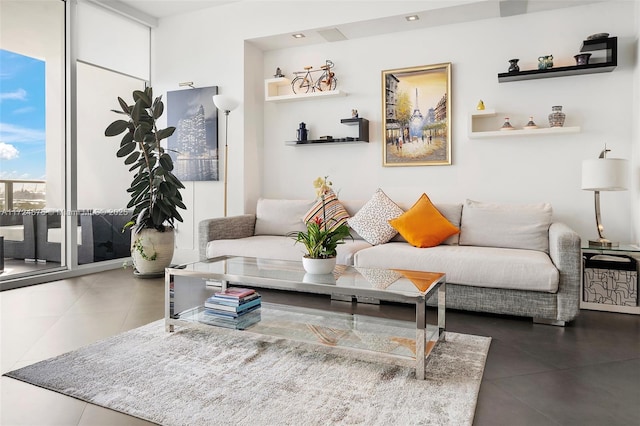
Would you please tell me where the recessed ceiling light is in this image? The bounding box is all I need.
[292,33,305,39]
[405,15,420,21]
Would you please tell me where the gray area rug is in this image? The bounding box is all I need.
[5,320,490,426]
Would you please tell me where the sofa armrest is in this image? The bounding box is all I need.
[198,214,256,260]
[549,222,582,322]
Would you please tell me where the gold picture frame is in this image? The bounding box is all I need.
[382,63,451,166]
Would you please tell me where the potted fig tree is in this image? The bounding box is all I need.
[104,87,186,275]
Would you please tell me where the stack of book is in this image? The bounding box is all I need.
[201,287,261,329]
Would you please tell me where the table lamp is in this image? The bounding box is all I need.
[212,94,240,217]
[581,145,628,248]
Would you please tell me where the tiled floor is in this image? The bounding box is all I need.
[1,269,639,425]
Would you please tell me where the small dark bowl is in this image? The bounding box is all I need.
[574,53,592,65]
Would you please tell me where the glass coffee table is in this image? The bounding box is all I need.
[165,256,446,379]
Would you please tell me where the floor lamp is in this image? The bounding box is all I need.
[212,94,239,217]
[581,145,628,248]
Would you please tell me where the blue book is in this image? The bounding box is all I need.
[205,296,261,312]
[203,302,261,318]
[206,292,260,307]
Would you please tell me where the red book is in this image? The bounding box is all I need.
[215,287,255,299]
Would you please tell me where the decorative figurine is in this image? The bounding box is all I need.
[524,116,538,129]
[500,117,515,131]
[538,55,553,70]
[476,100,485,110]
[351,109,359,118]
[508,59,520,73]
[274,67,284,78]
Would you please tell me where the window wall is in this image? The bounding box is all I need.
[0,0,65,282]
[1,0,153,289]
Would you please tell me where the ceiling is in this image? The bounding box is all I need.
[98,0,604,51]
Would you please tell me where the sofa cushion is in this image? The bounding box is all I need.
[254,199,315,236]
[354,243,559,293]
[302,190,350,230]
[206,235,372,266]
[459,199,552,253]
[347,189,404,245]
[389,193,459,248]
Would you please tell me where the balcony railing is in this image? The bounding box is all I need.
[0,179,46,211]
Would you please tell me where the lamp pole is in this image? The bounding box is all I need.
[212,94,239,218]
[223,109,230,217]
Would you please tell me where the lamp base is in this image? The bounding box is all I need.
[588,238,619,248]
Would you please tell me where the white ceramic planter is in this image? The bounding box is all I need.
[131,228,175,275]
[302,256,336,275]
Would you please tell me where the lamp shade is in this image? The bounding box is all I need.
[212,94,239,112]
[581,158,628,191]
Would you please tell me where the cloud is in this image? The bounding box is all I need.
[0,122,45,144]
[0,142,19,160]
[0,88,27,101]
[12,106,35,115]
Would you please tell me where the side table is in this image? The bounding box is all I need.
[581,243,640,315]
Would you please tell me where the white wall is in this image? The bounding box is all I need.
[154,0,638,263]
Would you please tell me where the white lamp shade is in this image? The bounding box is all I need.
[212,94,239,112]
[581,158,628,191]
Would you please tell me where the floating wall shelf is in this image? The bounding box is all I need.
[498,37,617,83]
[265,77,347,102]
[468,109,580,138]
[286,118,369,146]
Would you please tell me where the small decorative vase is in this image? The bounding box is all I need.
[574,53,591,65]
[500,117,515,131]
[302,256,336,274]
[508,59,520,73]
[548,106,566,127]
[524,116,538,129]
[297,122,308,141]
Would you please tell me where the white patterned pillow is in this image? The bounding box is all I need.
[347,189,404,245]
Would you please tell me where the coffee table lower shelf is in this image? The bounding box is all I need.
[166,302,444,378]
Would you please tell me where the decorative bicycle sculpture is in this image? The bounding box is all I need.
[291,60,337,94]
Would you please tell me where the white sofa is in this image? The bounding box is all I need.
[199,196,582,325]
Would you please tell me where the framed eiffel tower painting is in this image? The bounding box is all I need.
[382,63,451,166]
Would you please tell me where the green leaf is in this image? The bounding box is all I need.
[124,151,140,165]
[152,101,164,119]
[159,153,174,171]
[156,127,175,141]
[134,123,152,142]
[117,97,131,115]
[133,90,152,108]
[120,131,134,146]
[105,120,129,137]
[117,142,136,158]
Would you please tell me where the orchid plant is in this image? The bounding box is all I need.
[289,176,352,259]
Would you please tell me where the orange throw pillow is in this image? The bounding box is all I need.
[389,194,459,248]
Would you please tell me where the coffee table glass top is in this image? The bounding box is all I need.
[172,256,445,302]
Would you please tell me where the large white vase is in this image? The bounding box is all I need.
[302,256,336,275]
[131,228,175,275]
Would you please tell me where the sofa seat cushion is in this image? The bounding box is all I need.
[206,235,372,266]
[354,243,559,293]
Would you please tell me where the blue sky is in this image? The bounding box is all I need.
[0,48,46,180]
